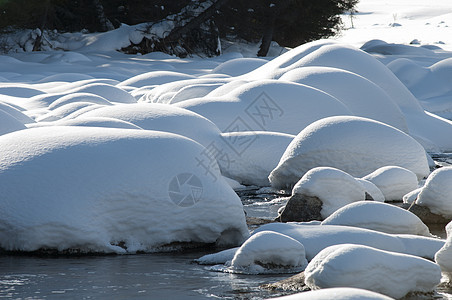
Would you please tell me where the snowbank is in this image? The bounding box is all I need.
[0,126,248,253]
[435,221,452,281]
[362,166,419,201]
[253,223,444,261]
[229,231,308,274]
[321,201,431,236]
[291,167,366,218]
[304,244,441,299]
[416,167,452,219]
[270,287,394,300]
[269,116,430,189]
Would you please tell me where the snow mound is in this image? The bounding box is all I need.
[176,80,352,134]
[0,126,248,253]
[279,66,408,132]
[0,102,35,124]
[270,287,394,300]
[362,166,420,201]
[321,201,431,236]
[48,93,113,110]
[291,167,366,218]
[139,78,229,104]
[416,166,452,218]
[253,223,444,261]
[0,109,27,135]
[355,179,385,202]
[35,102,104,122]
[229,231,308,274]
[118,71,194,88]
[32,117,143,130]
[269,116,430,189]
[284,43,424,114]
[214,131,295,186]
[212,57,268,76]
[0,86,45,98]
[435,221,452,281]
[79,103,221,148]
[195,247,239,265]
[304,244,441,299]
[167,83,225,104]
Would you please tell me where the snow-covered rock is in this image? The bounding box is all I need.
[355,178,385,202]
[214,131,295,186]
[279,66,408,132]
[212,57,268,77]
[416,167,452,219]
[304,244,442,299]
[269,116,430,189]
[229,231,308,274]
[30,117,143,130]
[118,70,194,88]
[253,223,444,261]
[195,247,239,265]
[0,126,248,253]
[79,103,221,148]
[435,221,452,281]
[269,287,394,300]
[362,166,420,201]
[321,201,431,236]
[290,167,366,219]
[176,80,352,134]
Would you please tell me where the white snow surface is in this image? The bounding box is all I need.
[79,103,221,148]
[0,109,27,136]
[214,131,295,186]
[416,166,452,218]
[229,231,308,274]
[269,287,394,300]
[269,116,430,189]
[176,80,352,135]
[435,221,452,281]
[2,0,452,259]
[321,201,431,236]
[0,126,249,253]
[304,244,442,299]
[355,178,385,202]
[362,166,420,201]
[291,167,366,219]
[253,223,444,261]
[279,66,408,132]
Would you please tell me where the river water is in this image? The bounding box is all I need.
[1,185,451,299]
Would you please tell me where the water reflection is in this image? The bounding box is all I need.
[0,253,291,299]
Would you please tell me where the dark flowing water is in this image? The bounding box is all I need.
[1,184,451,299]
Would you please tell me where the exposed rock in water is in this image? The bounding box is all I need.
[401,203,450,225]
[276,194,323,222]
[262,271,310,292]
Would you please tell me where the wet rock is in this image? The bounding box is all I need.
[262,271,310,292]
[277,194,323,222]
[401,203,450,224]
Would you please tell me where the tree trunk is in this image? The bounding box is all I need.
[92,0,114,32]
[32,1,49,51]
